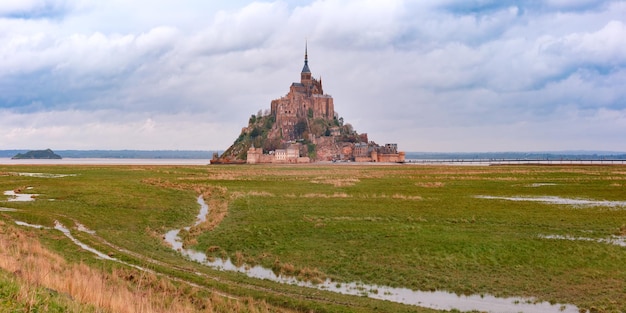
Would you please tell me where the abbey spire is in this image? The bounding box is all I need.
[302,41,311,73]
[300,41,312,86]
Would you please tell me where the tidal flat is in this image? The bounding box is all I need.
[1,164,625,312]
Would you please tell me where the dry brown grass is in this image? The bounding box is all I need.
[391,194,423,200]
[12,186,28,193]
[310,176,360,187]
[301,192,351,198]
[304,215,390,224]
[234,251,245,267]
[415,182,445,188]
[360,193,422,200]
[231,191,275,198]
[0,222,290,313]
[272,259,325,284]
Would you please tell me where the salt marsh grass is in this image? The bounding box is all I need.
[2,163,626,312]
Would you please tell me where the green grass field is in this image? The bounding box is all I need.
[1,164,625,312]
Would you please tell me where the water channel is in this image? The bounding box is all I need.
[3,187,584,312]
[164,196,581,313]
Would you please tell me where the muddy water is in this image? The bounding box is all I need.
[164,196,580,313]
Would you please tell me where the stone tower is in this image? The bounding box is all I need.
[270,43,335,141]
[301,42,312,86]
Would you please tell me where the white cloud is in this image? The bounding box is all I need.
[0,0,625,152]
[564,20,626,62]
[0,109,238,150]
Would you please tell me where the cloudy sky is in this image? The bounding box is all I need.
[1,0,625,152]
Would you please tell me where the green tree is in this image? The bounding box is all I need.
[264,115,275,129]
[294,120,307,138]
[250,127,261,138]
[307,143,317,159]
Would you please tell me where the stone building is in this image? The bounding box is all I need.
[270,43,335,141]
[246,145,309,164]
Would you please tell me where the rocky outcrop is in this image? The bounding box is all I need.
[12,149,62,159]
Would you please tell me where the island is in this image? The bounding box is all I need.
[12,149,62,159]
[212,44,405,164]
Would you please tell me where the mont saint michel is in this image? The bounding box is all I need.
[213,45,405,164]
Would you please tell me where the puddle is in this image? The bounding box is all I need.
[15,172,77,178]
[527,183,557,187]
[540,234,626,247]
[15,220,50,229]
[476,195,626,208]
[164,196,580,313]
[4,190,39,202]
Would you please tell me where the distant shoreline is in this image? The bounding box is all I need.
[2,157,626,166]
[0,158,211,165]
[0,150,218,159]
[405,159,626,165]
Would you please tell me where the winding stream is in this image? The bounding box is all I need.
[4,189,583,312]
[164,196,580,313]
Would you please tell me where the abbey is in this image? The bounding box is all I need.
[270,44,335,140]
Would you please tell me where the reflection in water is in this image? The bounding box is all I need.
[541,234,626,247]
[476,195,626,208]
[526,183,557,187]
[15,220,49,229]
[4,190,38,202]
[164,196,580,313]
[15,172,77,178]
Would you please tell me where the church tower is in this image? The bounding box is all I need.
[300,42,312,87]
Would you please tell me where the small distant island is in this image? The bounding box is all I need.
[12,149,62,159]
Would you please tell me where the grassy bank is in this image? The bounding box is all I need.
[1,164,625,312]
